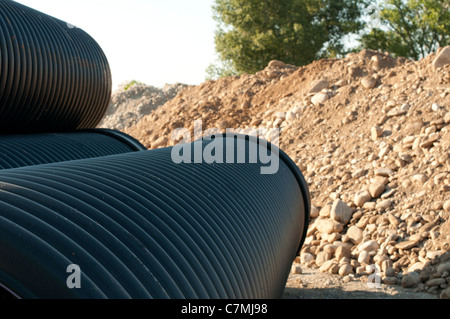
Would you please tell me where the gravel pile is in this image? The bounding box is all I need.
[122,48,450,298]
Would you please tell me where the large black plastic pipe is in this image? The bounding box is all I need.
[0,129,146,170]
[0,0,112,133]
[0,134,310,299]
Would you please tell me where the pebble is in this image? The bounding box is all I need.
[315,218,344,234]
[433,45,450,70]
[330,199,354,225]
[346,226,364,244]
[291,264,303,274]
[354,190,372,207]
[339,264,354,276]
[361,76,377,89]
[369,178,387,199]
[311,92,330,106]
[309,79,329,94]
[402,271,421,288]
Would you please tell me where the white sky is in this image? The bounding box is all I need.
[14,0,217,90]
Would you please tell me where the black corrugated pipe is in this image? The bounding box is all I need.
[0,0,112,134]
[0,134,310,299]
[0,129,146,170]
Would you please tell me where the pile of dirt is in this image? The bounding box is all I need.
[101,48,450,298]
[98,82,189,131]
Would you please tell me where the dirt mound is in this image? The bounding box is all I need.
[98,82,190,131]
[120,48,450,298]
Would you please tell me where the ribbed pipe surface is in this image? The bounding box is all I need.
[0,134,310,299]
[0,0,112,133]
[0,129,146,170]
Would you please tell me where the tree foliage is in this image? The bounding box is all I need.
[360,0,450,60]
[209,0,368,77]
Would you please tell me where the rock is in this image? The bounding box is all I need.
[311,92,330,106]
[369,178,388,199]
[383,277,398,285]
[335,245,351,260]
[316,251,332,267]
[309,79,329,94]
[354,190,372,208]
[268,60,286,68]
[319,205,332,218]
[361,76,377,89]
[315,218,344,234]
[426,278,446,287]
[347,226,364,244]
[358,250,371,264]
[433,46,450,70]
[437,262,450,276]
[402,271,421,288]
[291,264,303,274]
[388,214,401,226]
[319,260,336,273]
[330,199,354,225]
[375,168,393,177]
[444,200,450,213]
[371,125,383,140]
[300,252,315,264]
[441,287,450,299]
[310,205,320,218]
[376,199,392,210]
[396,240,420,250]
[358,240,379,253]
[152,136,169,149]
[338,264,354,277]
[286,111,297,123]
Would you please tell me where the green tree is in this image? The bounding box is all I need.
[360,0,450,60]
[208,0,368,78]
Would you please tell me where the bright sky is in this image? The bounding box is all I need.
[14,0,217,90]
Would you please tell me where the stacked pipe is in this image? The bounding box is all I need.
[0,0,311,299]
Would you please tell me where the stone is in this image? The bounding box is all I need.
[375,168,393,177]
[339,264,354,277]
[291,264,303,274]
[319,205,332,218]
[426,278,446,287]
[437,262,450,276]
[371,125,383,140]
[286,111,297,123]
[396,240,420,250]
[319,260,336,273]
[369,179,387,199]
[316,251,332,267]
[441,287,450,299]
[383,277,398,285]
[358,240,380,253]
[268,60,286,68]
[444,200,450,213]
[300,252,315,264]
[335,245,351,260]
[347,226,364,244]
[402,271,421,288]
[358,250,371,264]
[309,79,329,94]
[152,136,169,149]
[311,92,330,106]
[315,219,344,234]
[433,46,450,70]
[310,205,320,218]
[361,76,377,89]
[330,199,354,225]
[354,190,372,208]
[388,214,400,226]
[376,199,392,210]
